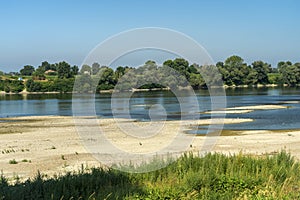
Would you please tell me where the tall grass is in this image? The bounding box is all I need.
[0,151,299,199]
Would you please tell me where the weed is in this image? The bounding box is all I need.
[8,159,18,164]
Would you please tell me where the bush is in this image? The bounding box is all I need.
[8,159,18,164]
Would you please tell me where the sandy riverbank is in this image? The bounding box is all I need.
[204,104,288,114]
[0,115,299,181]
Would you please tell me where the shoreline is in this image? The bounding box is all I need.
[0,84,298,95]
[0,115,300,181]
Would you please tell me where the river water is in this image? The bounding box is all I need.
[0,87,299,130]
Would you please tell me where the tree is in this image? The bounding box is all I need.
[189,73,205,89]
[188,64,200,74]
[20,65,35,76]
[4,79,24,93]
[32,69,46,80]
[220,55,249,85]
[80,64,91,75]
[26,79,42,92]
[71,65,79,76]
[252,61,271,84]
[97,67,115,90]
[163,58,190,79]
[57,61,72,79]
[36,61,51,74]
[92,63,100,75]
[114,66,126,81]
[278,61,300,86]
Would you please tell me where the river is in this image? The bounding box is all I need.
[0,87,299,131]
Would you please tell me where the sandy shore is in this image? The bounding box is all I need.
[0,115,299,181]
[204,104,288,114]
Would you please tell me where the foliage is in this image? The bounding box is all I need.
[278,61,300,86]
[0,79,24,93]
[57,61,73,79]
[20,65,35,76]
[3,57,300,94]
[80,64,91,75]
[92,62,100,75]
[252,61,271,84]
[0,151,299,199]
[26,79,42,92]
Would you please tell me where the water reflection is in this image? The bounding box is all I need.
[0,88,300,130]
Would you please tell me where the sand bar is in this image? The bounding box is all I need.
[0,115,299,181]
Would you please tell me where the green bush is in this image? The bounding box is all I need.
[8,159,18,164]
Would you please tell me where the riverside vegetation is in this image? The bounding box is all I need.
[1,56,300,93]
[0,151,299,199]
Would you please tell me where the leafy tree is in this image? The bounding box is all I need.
[220,55,250,85]
[114,66,126,81]
[252,61,271,84]
[53,78,74,92]
[3,79,24,93]
[32,70,46,80]
[71,65,79,76]
[80,64,91,75]
[188,64,200,74]
[278,62,300,86]
[36,61,51,74]
[20,65,35,76]
[189,73,205,89]
[163,58,190,79]
[77,74,93,93]
[26,79,42,92]
[97,67,115,90]
[57,61,72,79]
[92,63,100,75]
[268,73,282,84]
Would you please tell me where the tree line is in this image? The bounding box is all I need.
[0,55,300,93]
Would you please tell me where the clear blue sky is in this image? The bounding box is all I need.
[0,0,299,72]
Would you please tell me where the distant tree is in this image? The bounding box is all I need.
[220,55,249,85]
[188,64,200,74]
[4,79,24,93]
[53,78,74,92]
[26,79,42,92]
[73,74,93,93]
[20,65,35,76]
[278,61,300,86]
[163,58,190,78]
[32,69,46,80]
[97,67,115,90]
[80,65,91,75]
[252,61,271,84]
[71,65,79,76]
[57,61,72,79]
[189,73,205,89]
[114,66,126,81]
[36,61,51,74]
[216,61,224,68]
[92,63,100,75]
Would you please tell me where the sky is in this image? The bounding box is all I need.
[0,0,299,72]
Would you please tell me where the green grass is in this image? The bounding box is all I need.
[1,151,300,199]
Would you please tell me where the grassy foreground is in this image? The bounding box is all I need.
[0,151,299,199]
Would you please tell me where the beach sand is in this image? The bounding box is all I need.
[0,115,299,181]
